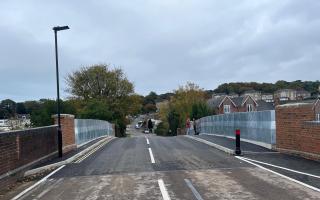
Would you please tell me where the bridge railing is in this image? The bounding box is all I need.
[197,110,276,148]
[75,119,113,146]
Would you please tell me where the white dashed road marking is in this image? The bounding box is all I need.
[184,179,204,200]
[148,148,155,164]
[158,179,171,200]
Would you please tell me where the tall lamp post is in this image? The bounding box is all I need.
[53,25,69,158]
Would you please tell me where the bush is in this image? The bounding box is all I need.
[167,109,180,136]
[190,101,213,120]
[155,122,169,136]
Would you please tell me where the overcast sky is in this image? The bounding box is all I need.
[1,0,320,102]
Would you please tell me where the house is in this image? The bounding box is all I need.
[274,89,297,101]
[296,89,311,100]
[209,95,258,114]
[208,94,275,114]
[0,119,10,132]
[256,100,275,111]
[241,90,262,101]
[261,93,274,103]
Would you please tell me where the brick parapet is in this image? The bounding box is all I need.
[276,102,320,161]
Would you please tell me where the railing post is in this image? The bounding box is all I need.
[235,129,241,155]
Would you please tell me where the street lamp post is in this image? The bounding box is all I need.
[53,25,69,158]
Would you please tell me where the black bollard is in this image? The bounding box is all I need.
[235,129,241,155]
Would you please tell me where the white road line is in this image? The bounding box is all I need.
[236,156,320,193]
[35,178,64,199]
[242,157,320,179]
[158,179,171,200]
[148,148,155,164]
[146,138,150,145]
[12,165,65,200]
[184,179,204,200]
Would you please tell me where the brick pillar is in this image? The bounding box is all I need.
[53,114,76,154]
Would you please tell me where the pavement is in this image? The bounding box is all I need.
[194,134,275,153]
[5,127,320,200]
[187,133,320,189]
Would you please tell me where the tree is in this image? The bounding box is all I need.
[24,101,41,114]
[78,99,112,121]
[30,99,56,126]
[142,91,158,114]
[0,99,16,118]
[29,99,77,127]
[144,91,158,105]
[157,82,208,135]
[190,101,212,120]
[142,103,157,113]
[66,64,134,102]
[126,94,143,116]
[167,109,180,135]
[66,64,136,137]
[16,103,27,114]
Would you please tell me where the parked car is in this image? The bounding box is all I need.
[135,121,143,129]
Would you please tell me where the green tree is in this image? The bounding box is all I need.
[66,64,134,101]
[157,82,208,135]
[30,99,56,126]
[66,64,136,137]
[16,103,27,114]
[0,99,16,118]
[190,101,212,120]
[167,109,180,135]
[78,99,112,121]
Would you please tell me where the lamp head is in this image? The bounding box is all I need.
[53,26,70,32]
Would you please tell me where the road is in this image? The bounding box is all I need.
[16,128,319,199]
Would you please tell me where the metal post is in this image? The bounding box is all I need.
[235,129,241,155]
[54,30,63,158]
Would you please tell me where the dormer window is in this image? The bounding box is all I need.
[224,105,230,113]
[247,104,253,112]
[316,113,320,122]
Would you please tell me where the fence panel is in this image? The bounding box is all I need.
[198,110,276,145]
[75,119,113,145]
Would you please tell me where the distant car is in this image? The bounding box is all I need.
[135,121,143,129]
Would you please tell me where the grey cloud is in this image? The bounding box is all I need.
[0,0,320,101]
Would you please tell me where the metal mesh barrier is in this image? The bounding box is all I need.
[75,119,113,145]
[197,110,276,145]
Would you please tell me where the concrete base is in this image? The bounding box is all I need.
[275,148,320,161]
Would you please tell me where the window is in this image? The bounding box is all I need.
[224,105,230,113]
[316,113,320,122]
[247,104,253,112]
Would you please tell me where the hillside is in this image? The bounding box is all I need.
[212,80,320,95]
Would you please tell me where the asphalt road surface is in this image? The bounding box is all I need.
[17,128,320,199]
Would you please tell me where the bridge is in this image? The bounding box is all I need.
[2,116,319,200]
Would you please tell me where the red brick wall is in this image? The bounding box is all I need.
[53,114,76,153]
[0,126,58,176]
[276,103,320,160]
[0,126,58,191]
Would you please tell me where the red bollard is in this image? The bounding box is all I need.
[235,129,241,155]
